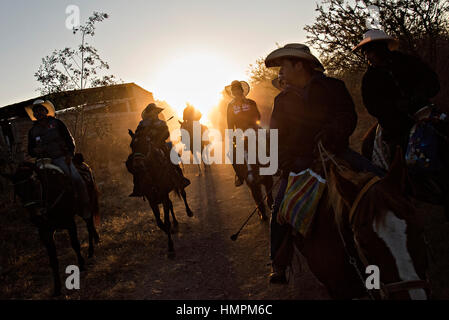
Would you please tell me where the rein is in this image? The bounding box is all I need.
[348,176,381,225]
[317,142,429,299]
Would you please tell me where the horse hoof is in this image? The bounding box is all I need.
[52,290,62,297]
[186,210,194,218]
[168,250,175,259]
[269,272,288,284]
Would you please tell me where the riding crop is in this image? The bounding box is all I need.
[230,177,281,241]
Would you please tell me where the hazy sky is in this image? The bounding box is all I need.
[0,0,320,110]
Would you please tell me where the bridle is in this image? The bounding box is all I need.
[318,142,430,299]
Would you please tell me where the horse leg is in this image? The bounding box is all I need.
[169,199,179,232]
[39,228,61,296]
[264,176,274,209]
[249,183,267,221]
[193,151,202,176]
[150,201,168,233]
[68,221,86,271]
[162,197,174,253]
[83,216,98,258]
[180,188,194,217]
[202,144,210,170]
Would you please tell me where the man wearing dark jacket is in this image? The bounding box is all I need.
[128,103,190,197]
[27,100,91,218]
[354,29,440,161]
[265,43,358,283]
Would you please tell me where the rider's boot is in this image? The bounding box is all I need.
[129,175,144,197]
[269,264,287,284]
[175,165,191,188]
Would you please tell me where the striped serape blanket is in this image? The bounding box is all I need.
[278,169,326,236]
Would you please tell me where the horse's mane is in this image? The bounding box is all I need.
[327,166,415,229]
[326,166,374,228]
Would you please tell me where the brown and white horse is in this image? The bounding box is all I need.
[278,150,429,299]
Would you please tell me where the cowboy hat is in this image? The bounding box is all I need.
[141,102,164,119]
[183,104,202,121]
[352,29,399,52]
[265,43,325,72]
[225,80,250,97]
[25,99,56,121]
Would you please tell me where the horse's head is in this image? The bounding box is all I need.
[2,162,42,209]
[329,149,429,299]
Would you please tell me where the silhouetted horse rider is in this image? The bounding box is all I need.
[128,103,190,197]
[354,30,449,218]
[354,30,441,165]
[265,44,362,283]
[226,80,261,187]
[178,103,210,174]
[27,100,91,218]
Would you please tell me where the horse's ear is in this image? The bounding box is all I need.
[384,146,407,193]
[329,165,359,208]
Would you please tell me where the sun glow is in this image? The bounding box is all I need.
[148,50,245,124]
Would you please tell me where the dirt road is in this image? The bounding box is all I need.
[0,164,329,299]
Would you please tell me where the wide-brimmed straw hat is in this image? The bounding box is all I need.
[183,104,202,121]
[225,80,250,97]
[352,29,399,52]
[265,43,325,72]
[25,99,56,121]
[141,102,164,119]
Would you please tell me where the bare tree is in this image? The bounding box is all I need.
[304,0,449,75]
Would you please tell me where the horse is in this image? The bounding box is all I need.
[1,160,100,296]
[178,119,211,176]
[275,149,429,299]
[127,130,193,254]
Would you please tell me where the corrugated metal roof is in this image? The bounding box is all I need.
[0,83,152,120]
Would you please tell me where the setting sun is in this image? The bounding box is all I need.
[147,50,246,123]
